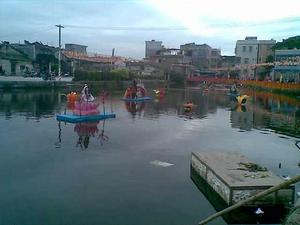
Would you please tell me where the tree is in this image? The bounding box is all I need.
[110,68,130,80]
[265,55,274,63]
[274,36,300,50]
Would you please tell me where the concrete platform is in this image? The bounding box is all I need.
[191,152,294,206]
[191,167,289,224]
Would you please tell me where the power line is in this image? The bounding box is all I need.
[0,27,56,39]
[63,25,187,31]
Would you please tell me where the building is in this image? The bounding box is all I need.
[272,49,300,83]
[258,40,276,63]
[180,43,221,70]
[221,56,241,68]
[65,44,87,55]
[9,40,58,74]
[235,37,259,79]
[62,51,126,73]
[235,37,276,79]
[145,40,163,59]
[125,60,162,77]
[0,42,33,76]
[210,48,221,69]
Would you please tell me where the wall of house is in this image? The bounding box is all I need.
[0,59,11,75]
[258,43,275,63]
[15,62,33,75]
[235,40,259,79]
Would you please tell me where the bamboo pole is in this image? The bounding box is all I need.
[198,174,300,225]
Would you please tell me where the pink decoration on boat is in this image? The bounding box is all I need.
[73,101,100,116]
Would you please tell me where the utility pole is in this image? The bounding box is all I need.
[56,24,64,76]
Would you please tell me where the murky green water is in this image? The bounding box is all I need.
[0,86,299,225]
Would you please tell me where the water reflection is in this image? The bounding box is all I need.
[124,101,146,118]
[230,89,300,137]
[1,88,300,138]
[0,89,60,119]
[56,119,109,150]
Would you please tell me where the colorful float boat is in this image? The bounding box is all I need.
[57,88,116,123]
[153,88,165,98]
[236,94,249,105]
[122,80,150,101]
[183,102,195,112]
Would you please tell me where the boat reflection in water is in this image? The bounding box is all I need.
[190,167,291,224]
[56,119,109,150]
[124,101,146,118]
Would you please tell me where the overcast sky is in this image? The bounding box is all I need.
[0,0,300,58]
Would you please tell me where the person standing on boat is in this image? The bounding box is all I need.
[81,84,94,102]
[131,79,137,99]
[230,83,237,94]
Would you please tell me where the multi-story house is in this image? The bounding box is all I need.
[235,37,275,79]
[145,40,163,59]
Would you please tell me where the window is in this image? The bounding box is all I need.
[249,46,252,52]
[242,46,246,52]
[20,65,25,70]
[244,58,249,64]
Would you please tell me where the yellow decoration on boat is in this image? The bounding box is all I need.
[236,95,249,105]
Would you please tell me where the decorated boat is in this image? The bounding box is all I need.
[122,80,151,101]
[57,87,116,123]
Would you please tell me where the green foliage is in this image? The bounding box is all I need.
[170,72,184,84]
[35,54,57,72]
[110,68,130,80]
[73,68,132,81]
[274,36,300,50]
[265,55,274,63]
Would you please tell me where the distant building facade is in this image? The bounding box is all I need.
[235,36,276,79]
[145,40,163,59]
[65,44,87,55]
[258,40,276,63]
[62,51,126,73]
[0,42,33,76]
[221,56,241,68]
[272,49,300,83]
[180,43,221,70]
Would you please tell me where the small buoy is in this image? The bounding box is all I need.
[255,208,264,215]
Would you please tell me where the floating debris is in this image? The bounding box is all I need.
[255,208,264,215]
[283,175,291,180]
[150,160,174,168]
[238,162,268,172]
[243,173,269,179]
[255,207,264,215]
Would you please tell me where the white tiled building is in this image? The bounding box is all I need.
[235,37,275,79]
[235,37,259,79]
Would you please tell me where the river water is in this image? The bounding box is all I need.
[0,86,299,225]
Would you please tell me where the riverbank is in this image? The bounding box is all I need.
[186,77,300,96]
[0,76,166,90]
